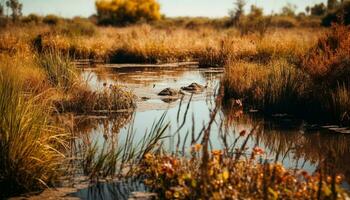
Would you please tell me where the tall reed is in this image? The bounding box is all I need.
[36,51,78,92]
[223,59,311,114]
[0,65,67,197]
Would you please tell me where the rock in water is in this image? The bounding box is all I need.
[158,88,179,96]
[181,83,205,92]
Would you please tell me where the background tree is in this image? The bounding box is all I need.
[229,0,246,26]
[305,6,310,15]
[0,4,3,16]
[5,0,22,22]
[322,1,350,26]
[95,0,161,25]
[281,3,297,16]
[311,3,327,16]
[249,5,263,19]
[327,0,339,11]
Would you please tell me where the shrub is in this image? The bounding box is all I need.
[21,13,41,24]
[57,19,97,37]
[95,0,161,25]
[270,16,298,28]
[237,8,271,37]
[43,14,61,25]
[302,24,350,87]
[322,1,350,26]
[311,3,327,16]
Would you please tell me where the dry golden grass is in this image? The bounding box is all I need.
[1,24,324,66]
[0,64,67,197]
[223,59,311,114]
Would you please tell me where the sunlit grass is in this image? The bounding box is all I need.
[223,59,311,114]
[0,65,67,197]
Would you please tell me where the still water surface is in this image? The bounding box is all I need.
[72,65,350,199]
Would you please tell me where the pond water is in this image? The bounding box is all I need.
[23,65,349,199]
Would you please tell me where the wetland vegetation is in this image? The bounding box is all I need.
[1,0,350,199]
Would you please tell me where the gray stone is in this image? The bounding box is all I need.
[158,88,179,96]
[181,83,205,92]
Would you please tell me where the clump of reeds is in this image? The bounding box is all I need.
[36,51,78,92]
[57,83,135,114]
[0,65,67,197]
[329,84,350,124]
[223,59,311,114]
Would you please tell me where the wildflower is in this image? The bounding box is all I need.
[336,175,343,184]
[161,162,174,176]
[253,146,264,155]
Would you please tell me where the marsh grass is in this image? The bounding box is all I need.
[223,59,311,114]
[1,23,319,66]
[330,84,350,124]
[37,51,79,91]
[57,83,135,114]
[0,65,67,197]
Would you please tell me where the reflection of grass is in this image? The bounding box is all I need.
[75,113,169,180]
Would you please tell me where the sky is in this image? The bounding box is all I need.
[16,0,328,18]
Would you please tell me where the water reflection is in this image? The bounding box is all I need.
[76,66,350,191]
[72,179,149,200]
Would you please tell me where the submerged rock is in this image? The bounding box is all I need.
[161,98,179,103]
[141,96,151,101]
[181,82,205,92]
[158,88,180,96]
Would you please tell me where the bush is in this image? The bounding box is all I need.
[57,19,97,37]
[302,24,350,87]
[322,1,350,26]
[95,0,161,25]
[43,14,61,25]
[21,13,41,24]
[270,16,298,28]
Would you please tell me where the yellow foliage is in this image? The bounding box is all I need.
[96,0,161,25]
